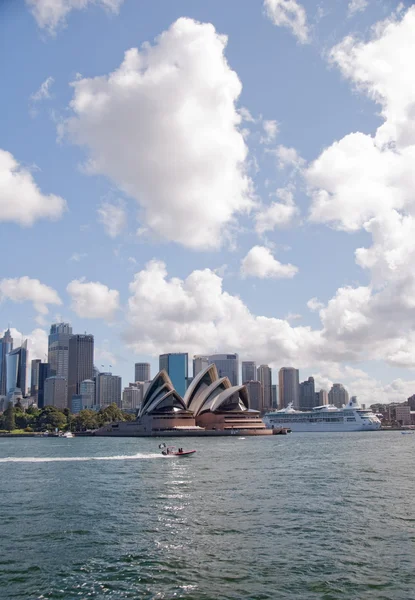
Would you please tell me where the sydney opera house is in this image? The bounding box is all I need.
[95,364,271,436]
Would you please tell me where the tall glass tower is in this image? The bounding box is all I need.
[68,334,94,406]
[208,354,239,386]
[159,353,188,397]
[0,328,13,396]
[6,340,28,397]
[48,323,73,378]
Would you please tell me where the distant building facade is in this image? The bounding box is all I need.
[0,328,13,396]
[122,386,143,412]
[299,376,316,410]
[48,323,72,378]
[134,363,151,382]
[242,361,256,384]
[37,363,50,408]
[257,365,272,411]
[328,383,349,408]
[6,341,28,398]
[209,354,239,386]
[44,376,67,410]
[317,389,328,405]
[193,355,209,377]
[278,367,299,409]
[30,359,41,400]
[68,334,94,407]
[245,380,263,412]
[272,384,278,408]
[159,353,188,397]
[95,372,122,408]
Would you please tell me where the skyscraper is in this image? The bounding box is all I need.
[245,380,263,412]
[44,376,67,410]
[48,323,73,378]
[272,384,278,408]
[299,376,316,410]
[208,354,239,386]
[134,362,151,382]
[257,365,272,411]
[79,379,95,408]
[328,383,349,408]
[242,361,256,383]
[95,372,122,408]
[6,341,28,397]
[0,328,13,396]
[30,359,41,399]
[68,334,94,406]
[278,367,300,409]
[159,353,188,397]
[37,363,50,408]
[193,355,209,377]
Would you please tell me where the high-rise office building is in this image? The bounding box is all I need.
[159,353,188,397]
[122,386,143,411]
[299,376,316,410]
[44,376,67,409]
[95,372,122,408]
[30,359,41,399]
[48,323,73,378]
[208,354,239,386]
[328,383,349,408]
[6,341,28,397]
[245,380,263,412]
[0,328,13,396]
[193,355,209,377]
[37,363,50,408]
[242,361,256,383]
[68,334,94,406]
[257,365,272,411]
[272,384,278,408]
[278,367,300,409]
[79,379,95,409]
[316,389,328,406]
[134,362,151,382]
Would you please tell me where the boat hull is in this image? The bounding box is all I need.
[162,450,196,456]
[263,420,380,432]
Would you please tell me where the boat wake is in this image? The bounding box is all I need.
[0,453,163,463]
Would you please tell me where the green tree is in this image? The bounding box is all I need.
[14,410,29,430]
[74,409,99,431]
[3,402,16,432]
[14,399,24,411]
[98,403,125,425]
[38,406,67,430]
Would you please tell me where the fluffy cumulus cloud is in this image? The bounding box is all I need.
[347,0,368,17]
[64,18,253,249]
[26,0,124,34]
[97,200,126,238]
[67,279,120,320]
[241,245,298,279]
[0,277,62,319]
[255,186,298,234]
[263,0,310,44]
[0,149,66,227]
[261,119,279,144]
[124,259,320,363]
[1,327,48,362]
[303,6,415,370]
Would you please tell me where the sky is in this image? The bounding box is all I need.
[1,0,415,404]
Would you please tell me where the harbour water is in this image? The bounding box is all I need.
[0,433,414,599]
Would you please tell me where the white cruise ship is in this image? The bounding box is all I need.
[263,398,381,432]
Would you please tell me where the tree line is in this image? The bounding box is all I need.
[0,401,135,433]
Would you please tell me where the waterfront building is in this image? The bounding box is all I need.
[48,323,72,378]
[159,353,188,397]
[272,384,278,408]
[299,376,316,410]
[245,380,263,412]
[395,404,411,426]
[208,354,239,386]
[316,389,329,405]
[0,328,13,396]
[278,367,300,409]
[37,363,50,408]
[328,383,349,408]
[95,372,122,408]
[44,376,67,410]
[134,362,151,382]
[30,359,41,400]
[257,365,272,411]
[6,341,28,398]
[122,385,143,411]
[242,361,256,383]
[68,334,94,407]
[193,355,209,377]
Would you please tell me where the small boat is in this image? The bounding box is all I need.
[62,431,74,438]
[401,431,415,435]
[159,443,196,457]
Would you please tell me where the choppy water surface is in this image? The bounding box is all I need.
[0,433,414,599]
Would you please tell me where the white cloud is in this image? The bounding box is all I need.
[241,245,298,279]
[275,144,305,170]
[0,277,62,316]
[64,18,253,250]
[261,119,279,144]
[307,297,324,311]
[255,186,298,234]
[67,278,120,320]
[124,259,320,363]
[0,149,66,227]
[69,252,87,262]
[31,76,54,102]
[1,327,49,363]
[26,0,124,34]
[347,0,368,17]
[264,0,310,44]
[97,200,126,238]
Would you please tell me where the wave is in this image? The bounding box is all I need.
[0,453,162,463]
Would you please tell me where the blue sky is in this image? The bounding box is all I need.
[1,0,415,404]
